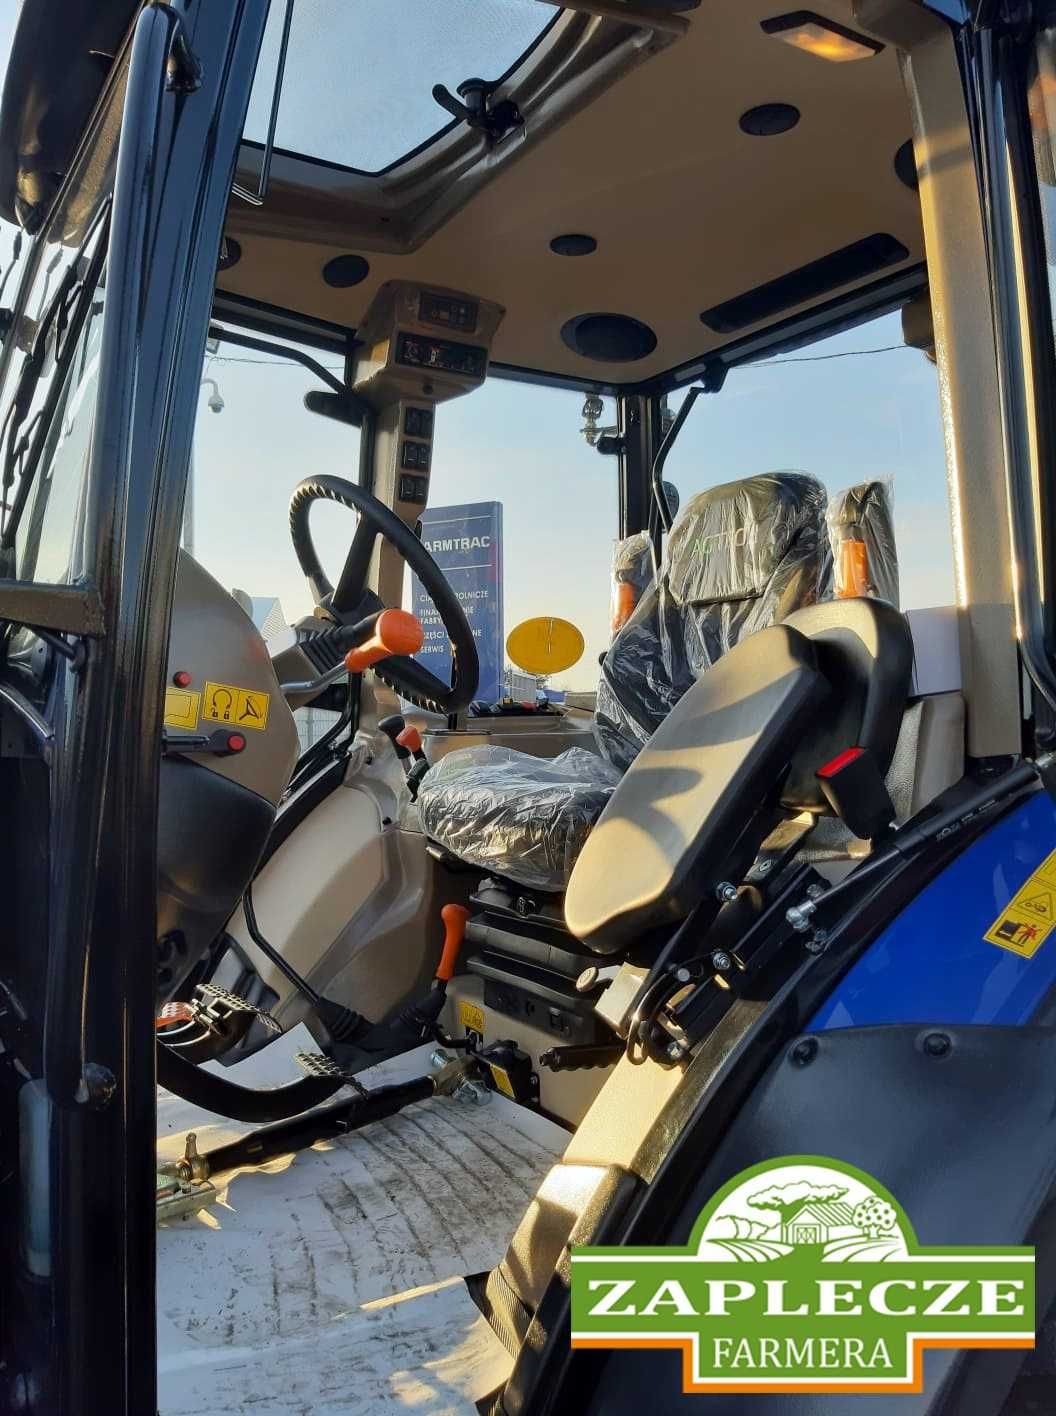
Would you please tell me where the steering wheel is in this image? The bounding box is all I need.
[289,475,479,713]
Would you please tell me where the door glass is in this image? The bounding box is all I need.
[662,308,955,611]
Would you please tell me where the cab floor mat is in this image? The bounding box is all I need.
[157,1033,568,1415]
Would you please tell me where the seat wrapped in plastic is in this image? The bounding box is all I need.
[416,746,622,892]
[827,479,899,607]
[595,471,830,770]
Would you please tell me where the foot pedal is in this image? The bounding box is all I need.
[294,1050,368,1096]
[156,984,280,1065]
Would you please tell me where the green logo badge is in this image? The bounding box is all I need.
[571,1156,1034,1395]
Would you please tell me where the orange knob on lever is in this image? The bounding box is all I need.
[436,904,470,983]
[343,609,424,674]
[396,725,424,757]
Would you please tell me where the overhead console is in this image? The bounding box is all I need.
[352,281,504,523]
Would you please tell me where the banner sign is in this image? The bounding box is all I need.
[411,502,504,705]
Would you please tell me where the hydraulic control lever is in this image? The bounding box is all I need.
[392,903,470,1037]
[378,714,432,799]
[396,724,431,799]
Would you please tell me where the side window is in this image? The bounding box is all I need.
[662,309,955,612]
[2,214,108,587]
[189,342,361,623]
[417,380,619,700]
[189,342,361,754]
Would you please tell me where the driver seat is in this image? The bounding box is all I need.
[417,472,829,890]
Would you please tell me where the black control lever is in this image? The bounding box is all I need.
[163,728,248,757]
[431,78,523,141]
[378,714,411,771]
[539,1041,624,1073]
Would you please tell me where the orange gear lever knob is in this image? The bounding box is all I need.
[344,609,424,674]
[396,725,423,755]
[436,904,471,982]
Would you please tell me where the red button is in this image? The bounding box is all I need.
[227,733,246,753]
[172,670,193,688]
[817,746,864,779]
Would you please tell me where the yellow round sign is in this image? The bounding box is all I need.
[506,617,585,675]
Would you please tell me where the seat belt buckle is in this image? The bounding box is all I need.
[815,745,895,841]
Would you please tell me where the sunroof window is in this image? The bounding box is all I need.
[244,0,559,175]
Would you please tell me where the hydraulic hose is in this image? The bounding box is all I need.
[157,1041,345,1123]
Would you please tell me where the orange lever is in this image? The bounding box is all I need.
[344,609,424,673]
[396,725,423,755]
[436,904,470,982]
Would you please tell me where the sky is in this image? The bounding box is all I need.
[0,6,959,694]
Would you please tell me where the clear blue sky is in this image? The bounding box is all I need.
[1,8,957,692]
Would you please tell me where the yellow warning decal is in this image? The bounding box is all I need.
[984,846,1056,957]
[488,1063,516,1099]
[459,1001,485,1034]
[202,681,270,732]
[163,687,200,730]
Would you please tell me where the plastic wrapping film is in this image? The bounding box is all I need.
[416,745,622,893]
[610,531,656,637]
[827,479,899,608]
[595,472,830,770]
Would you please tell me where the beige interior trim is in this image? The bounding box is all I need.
[876,2,1020,755]
[221,1,923,387]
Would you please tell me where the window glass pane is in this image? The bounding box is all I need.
[246,0,556,173]
[420,380,619,698]
[3,218,108,586]
[662,309,955,611]
[190,343,361,631]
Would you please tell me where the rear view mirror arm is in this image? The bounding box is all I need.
[206,322,366,412]
[649,364,726,536]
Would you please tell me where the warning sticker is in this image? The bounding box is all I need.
[459,1001,485,1035]
[202,681,271,732]
[984,847,1056,957]
[163,687,200,730]
[488,1064,516,1100]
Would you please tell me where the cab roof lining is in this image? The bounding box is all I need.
[217,0,926,387]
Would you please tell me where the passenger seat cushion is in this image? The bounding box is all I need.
[595,472,829,771]
[416,745,622,894]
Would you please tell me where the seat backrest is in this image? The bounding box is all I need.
[827,479,899,607]
[595,471,829,771]
[566,624,828,953]
[567,599,914,954]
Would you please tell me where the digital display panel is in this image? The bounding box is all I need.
[395,332,487,379]
[419,291,479,332]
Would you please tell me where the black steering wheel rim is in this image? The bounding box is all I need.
[289,475,479,713]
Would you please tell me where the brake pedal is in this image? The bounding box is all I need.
[293,1050,368,1096]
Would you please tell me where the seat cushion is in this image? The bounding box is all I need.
[416,745,622,893]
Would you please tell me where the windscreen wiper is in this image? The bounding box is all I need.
[0,202,111,558]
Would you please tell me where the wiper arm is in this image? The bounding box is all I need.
[0,202,110,548]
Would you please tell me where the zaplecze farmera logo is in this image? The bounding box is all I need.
[570,1156,1035,1394]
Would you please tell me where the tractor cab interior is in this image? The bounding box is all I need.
[2,0,1043,1410]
